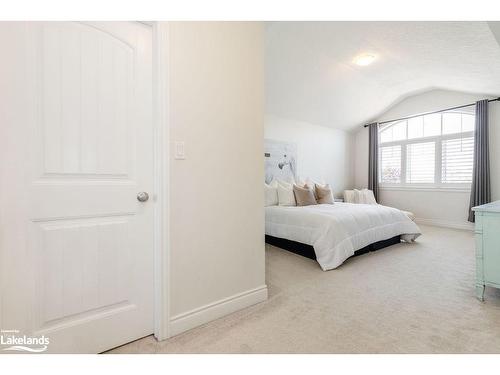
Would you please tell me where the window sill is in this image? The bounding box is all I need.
[380,186,471,193]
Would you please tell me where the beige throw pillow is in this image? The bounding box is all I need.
[315,184,334,204]
[304,182,317,199]
[305,178,325,199]
[293,184,317,206]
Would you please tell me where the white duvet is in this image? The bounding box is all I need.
[265,203,421,271]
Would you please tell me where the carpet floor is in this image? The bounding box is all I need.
[107,225,500,354]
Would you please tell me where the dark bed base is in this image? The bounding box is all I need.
[265,235,401,261]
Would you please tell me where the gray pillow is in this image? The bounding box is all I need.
[315,184,334,204]
[293,184,317,206]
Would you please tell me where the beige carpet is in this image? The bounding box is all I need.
[108,225,500,354]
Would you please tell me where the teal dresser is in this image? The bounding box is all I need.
[473,201,500,301]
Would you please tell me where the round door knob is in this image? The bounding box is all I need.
[137,192,149,202]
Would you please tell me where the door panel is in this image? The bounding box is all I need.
[40,22,134,177]
[36,217,133,325]
[0,21,154,353]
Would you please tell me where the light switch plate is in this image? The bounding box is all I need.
[174,141,185,160]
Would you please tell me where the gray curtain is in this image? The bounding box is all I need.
[368,122,379,202]
[468,99,491,222]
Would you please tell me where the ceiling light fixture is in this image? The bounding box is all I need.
[353,53,376,66]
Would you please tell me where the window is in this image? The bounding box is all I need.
[406,142,435,183]
[441,137,474,183]
[378,111,474,188]
[380,145,401,183]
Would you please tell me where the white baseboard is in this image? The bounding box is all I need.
[415,217,473,231]
[169,285,268,337]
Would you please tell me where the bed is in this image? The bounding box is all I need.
[265,202,421,271]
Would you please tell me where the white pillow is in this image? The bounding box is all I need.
[362,189,377,205]
[344,189,377,204]
[264,180,278,206]
[344,190,355,203]
[353,189,365,204]
[351,188,377,204]
[277,180,296,206]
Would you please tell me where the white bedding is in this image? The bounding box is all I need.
[265,203,421,271]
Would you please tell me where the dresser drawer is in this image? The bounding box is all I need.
[482,214,500,285]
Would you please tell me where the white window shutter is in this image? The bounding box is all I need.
[380,145,401,183]
[441,137,474,184]
[406,142,435,183]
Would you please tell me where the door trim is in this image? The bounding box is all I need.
[152,21,171,341]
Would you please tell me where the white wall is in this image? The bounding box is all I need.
[166,22,267,335]
[353,89,500,230]
[265,115,353,197]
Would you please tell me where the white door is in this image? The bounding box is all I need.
[0,22,154,353]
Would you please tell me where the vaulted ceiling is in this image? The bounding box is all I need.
[265,22,500,131]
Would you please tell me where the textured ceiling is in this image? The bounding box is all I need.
[265,22,500,131]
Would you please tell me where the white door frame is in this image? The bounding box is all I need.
[151,21,171,341]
